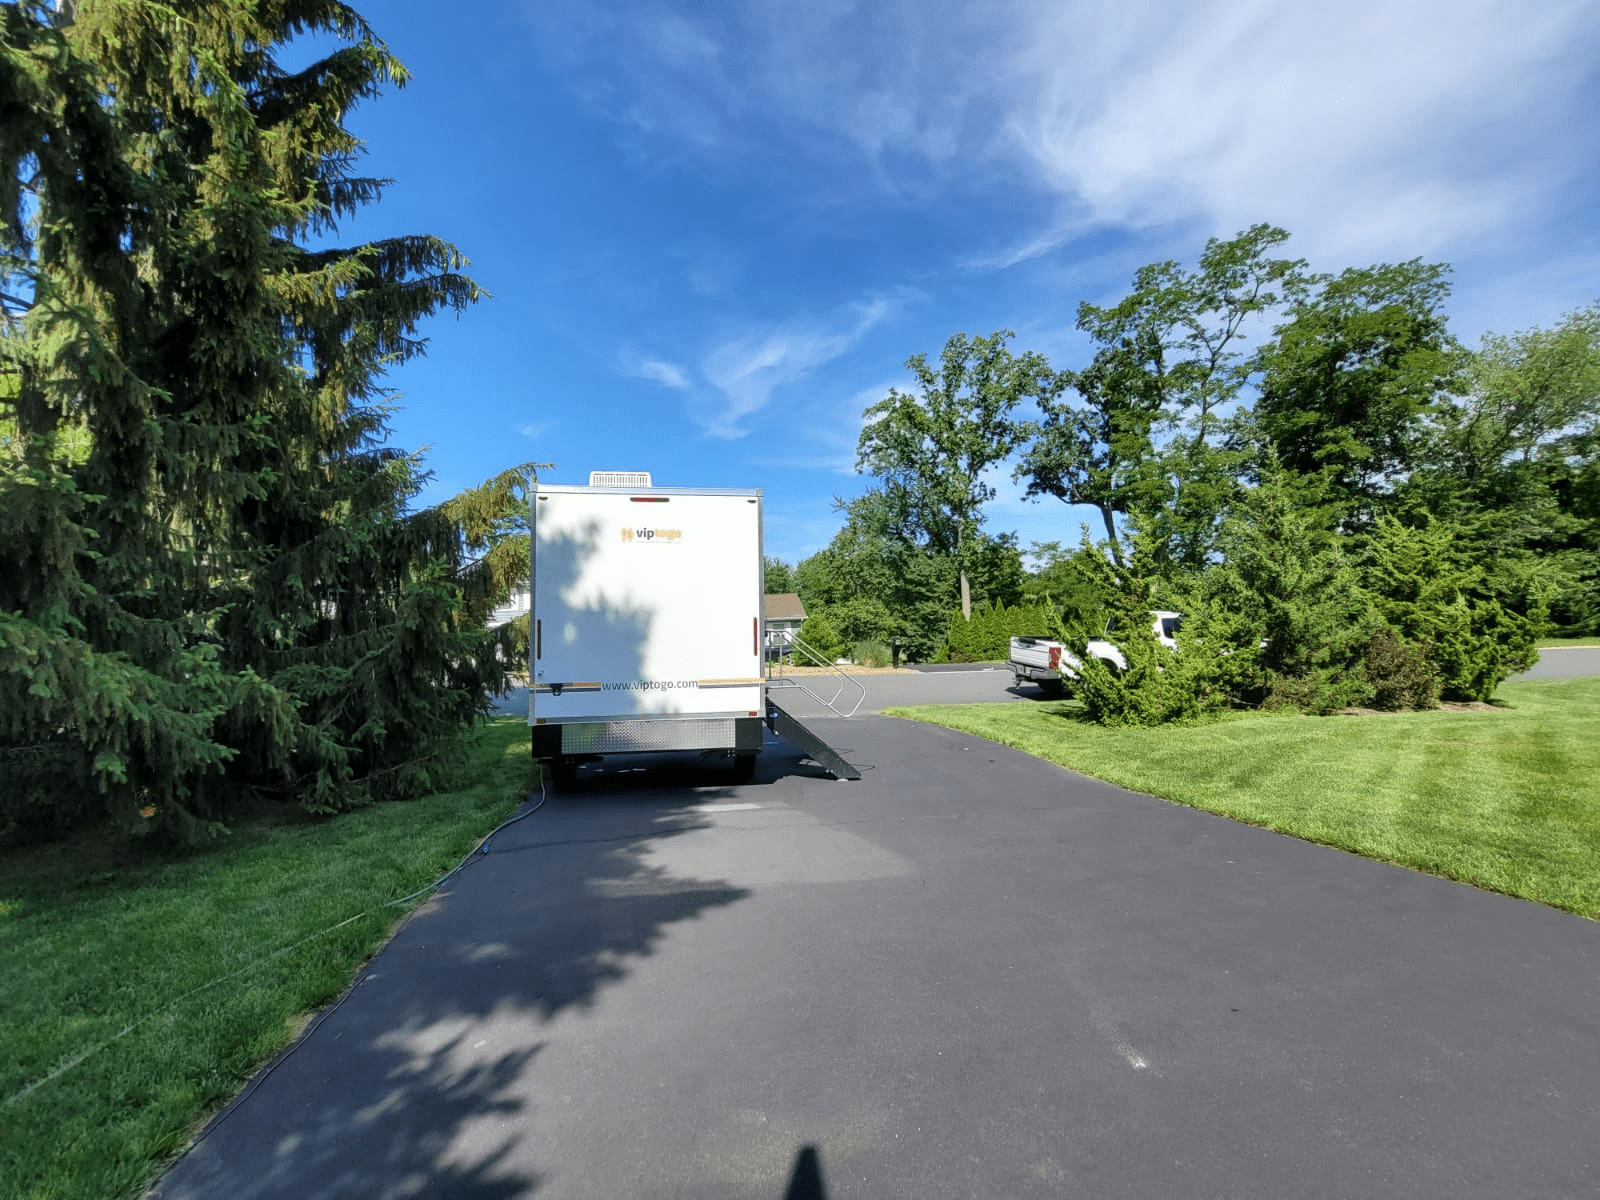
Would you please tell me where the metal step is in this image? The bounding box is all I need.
[764,633,866,717]
[766,696,861,781]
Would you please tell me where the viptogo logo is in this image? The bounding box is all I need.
[621,527,682,542]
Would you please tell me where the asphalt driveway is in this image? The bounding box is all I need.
[154,714,1600,1199]
[1517,646,1600,679]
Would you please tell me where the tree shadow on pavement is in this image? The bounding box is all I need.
[152,786,754,1198]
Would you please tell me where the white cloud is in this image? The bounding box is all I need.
[997,0,1594,261]
[697,298,896,438]
[635,358,692,390]
[745,376,915,474]
[617,353,693,390]
[528,0,1600,270]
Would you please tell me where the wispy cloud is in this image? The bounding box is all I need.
[618,353,693,390]
[696,298,897,439]
[995,0,1594,262]
[635,358,692,390]
[745,376,914,474]
[527,0,1600,268]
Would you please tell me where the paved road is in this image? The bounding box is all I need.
[155,716,1600,1199]
[1517,646,1600,679]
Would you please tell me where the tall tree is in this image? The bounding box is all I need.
[857,330,1046,617]
[1403,304,1600,633]
[1014,341,1166,569]
[763,556,797,594]
[1,1,491,842]
[1019,225,1305,570]
[1441,305,1600,487]
[1253,260,1463,523]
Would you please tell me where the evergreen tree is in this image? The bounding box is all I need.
[441,461,550,675]
[1203,462,1376,711]
[1359,515,1541,702]
[1,1,494,841]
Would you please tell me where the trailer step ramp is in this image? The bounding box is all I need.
[766,695,862,781]
[764,633,866,717]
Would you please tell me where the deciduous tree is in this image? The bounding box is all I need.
[1253,260,1463,523]
[857,330,1046,617]
[1019,225,1304,570]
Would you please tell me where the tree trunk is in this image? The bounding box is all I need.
[1100,506,1124,568]
[960,570,971,620]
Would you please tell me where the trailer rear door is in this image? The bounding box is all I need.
[532,489,763,722]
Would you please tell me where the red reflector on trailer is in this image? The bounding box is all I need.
[630,496,669,502]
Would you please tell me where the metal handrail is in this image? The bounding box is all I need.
[765,634,866,718]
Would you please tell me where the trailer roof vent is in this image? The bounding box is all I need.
[589,471,652,488]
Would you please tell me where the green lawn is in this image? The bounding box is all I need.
[0,716,533,1200]
[1538,637,1600,648]
[889,677,1600,919]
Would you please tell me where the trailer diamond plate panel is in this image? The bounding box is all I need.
[561,718,760,753]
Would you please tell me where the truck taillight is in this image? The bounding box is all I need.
[1048,646,1061,670]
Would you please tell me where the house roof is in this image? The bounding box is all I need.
[764,592,807,622]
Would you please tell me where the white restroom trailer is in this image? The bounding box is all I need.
[528,471,766,789]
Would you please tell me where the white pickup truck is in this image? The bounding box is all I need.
[1009,611,1182,696]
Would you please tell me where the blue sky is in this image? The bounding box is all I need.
[334,0,1600,567]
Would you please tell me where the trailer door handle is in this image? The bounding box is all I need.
[535,619,541,659]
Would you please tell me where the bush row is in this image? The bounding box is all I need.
[942,601,1057,662]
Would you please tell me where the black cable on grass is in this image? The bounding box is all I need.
[2,783,549,1113]
[184,781,550,1146]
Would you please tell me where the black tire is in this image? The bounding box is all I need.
[548,755,581,793]
[730,754,757,784]
[1039,679,1067,699]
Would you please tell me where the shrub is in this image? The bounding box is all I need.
[1065,607,1248,726]
[1362,628,1440,710]
[1260,669,1368,715]
[850,639,893,668]
[945,600,1053,662]
[1051,534,1246,727]
[797,611,845,661]
[828,596,897,646]
[1362,515,1542,702]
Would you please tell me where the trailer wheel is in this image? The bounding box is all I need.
[730,754,757,784]
[549,755,581,792]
